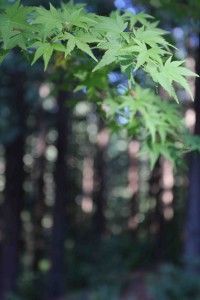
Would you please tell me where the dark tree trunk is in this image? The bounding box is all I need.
[127,140,139,233]
[184,32,200,263]
[148,159,164,262]
[194,46,200,136]
[0,75,25,299]
[32,107,46,272]
[46,90,70,300]
[93,120,108,238]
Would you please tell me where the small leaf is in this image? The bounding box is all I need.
[93,49,118,72]
[31,43,49,65]
[65,37,75,56]
[43,47,53,70]
[75,39,97,61]
[53,42,66,52]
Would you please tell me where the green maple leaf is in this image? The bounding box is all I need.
[184,135,200,152]
[133,26,171,49]
[0,0,32,49]
[65,37,76,56]
[93,48,118,71]
[138,141,159,169]
[61,5,97,31]
[6,33,27,50]
[75,38,97,61]
[52,42,66,52]
[134,44,148,70]
[145,62,178,101]
[94,14,128,35]
[161,57,197,100]
[74,30,101,44]
[31,42,53,70]
[50,31,97,61]
[123,11,154,29]
[145,58,197,102]
[33,4,63,37]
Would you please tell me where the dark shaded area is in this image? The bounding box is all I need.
[0,71,26,299]
[184,32,200,265]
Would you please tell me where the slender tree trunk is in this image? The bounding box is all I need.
[32,107,46,272]
[93,120,108,238]
[0,76,25,299]
[46,90,70,300]
[76,0,113,238]
[127,140,139,232]
[184,32,200,264]
[148,159,164,261]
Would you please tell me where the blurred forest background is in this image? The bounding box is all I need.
[0,0,200,299]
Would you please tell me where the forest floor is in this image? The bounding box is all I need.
[120,271,152,300]
[67,271,153,300]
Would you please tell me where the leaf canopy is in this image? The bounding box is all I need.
[0,0,197,102]
[0,0,199,168]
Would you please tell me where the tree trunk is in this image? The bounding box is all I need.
[32,107,46,272]
[0,75,25,299]
[184,32,200,263]
[127,140,139,233]
[148,159,164,261]
[93,120,108,238]
[46,90,70,300]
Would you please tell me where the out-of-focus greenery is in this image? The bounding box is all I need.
[149,264,200,300]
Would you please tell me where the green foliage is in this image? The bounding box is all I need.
[61,55,200,168]
[68,234,127,289]
[0,1,33,49]
[0,0,199,168]
[100,84,200,169]
[145,57,196,102]
[149,264,200,300]
[90,286,121,300]
[3,271,44,300]
[0,1,197,100]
